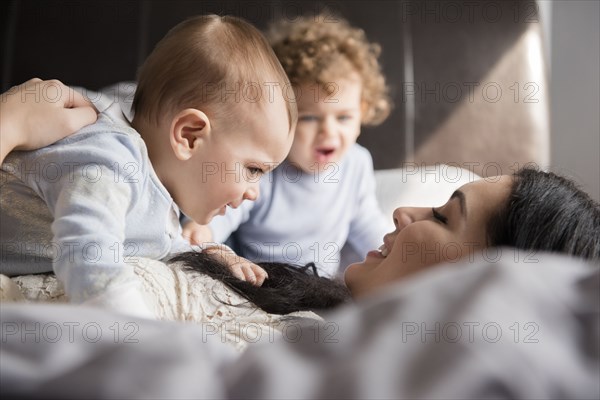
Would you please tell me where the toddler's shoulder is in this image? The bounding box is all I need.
[343,144,375,175]
[348,143,374,164]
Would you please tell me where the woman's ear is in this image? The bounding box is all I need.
[169,108,211,161]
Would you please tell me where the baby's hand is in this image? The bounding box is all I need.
[203,245,268,287]
[182,221,213,245]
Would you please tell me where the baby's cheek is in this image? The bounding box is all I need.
[225,183,244,198]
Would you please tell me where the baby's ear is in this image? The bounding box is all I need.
[169,108,211,160]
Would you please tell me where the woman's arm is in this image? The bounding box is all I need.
[0,78,97,163]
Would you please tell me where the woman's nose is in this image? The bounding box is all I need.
[393,208,414,230]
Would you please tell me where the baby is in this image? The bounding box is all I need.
[0,15,295,317]
[183,13,392,277]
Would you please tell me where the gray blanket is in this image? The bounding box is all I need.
[1,249,598,399]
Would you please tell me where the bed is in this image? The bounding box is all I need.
[1,250,598,399]
[3,1,595,399]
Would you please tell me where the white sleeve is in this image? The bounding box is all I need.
[26,144,155,318]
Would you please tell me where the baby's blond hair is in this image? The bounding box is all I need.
[133,15,297,130]
[267,13,391,126]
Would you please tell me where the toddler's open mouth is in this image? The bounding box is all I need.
[315,147,336,163]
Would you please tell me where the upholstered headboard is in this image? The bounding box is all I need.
[1,0,549,176]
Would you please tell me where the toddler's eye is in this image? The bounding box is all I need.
[337,115,352,122]
[432,208,448,224]
[299,115,319,122]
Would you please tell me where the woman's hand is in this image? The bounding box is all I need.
[1,78,97,163]
[203,244,268,287]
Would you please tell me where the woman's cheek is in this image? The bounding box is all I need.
[389,225,447,276]
[343,263,359,288]
[391,224,431,256]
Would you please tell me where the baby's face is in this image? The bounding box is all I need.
[176,94,293,224]
[287,77,362,173]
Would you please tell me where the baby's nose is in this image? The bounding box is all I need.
[243,186,259,202]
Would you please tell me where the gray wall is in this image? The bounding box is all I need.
[549,0,600,201]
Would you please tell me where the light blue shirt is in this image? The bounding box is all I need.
[209,144,389,277]
[0,95,191,316]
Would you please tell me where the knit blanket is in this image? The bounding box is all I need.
[0,258,321,352]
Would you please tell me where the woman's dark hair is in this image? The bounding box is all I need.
[169,251,351,315]
[488,168,600,261]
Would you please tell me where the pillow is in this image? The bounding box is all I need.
[375,163,481,223]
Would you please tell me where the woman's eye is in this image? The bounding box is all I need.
[432,208,448,224]
[337,115,352,122]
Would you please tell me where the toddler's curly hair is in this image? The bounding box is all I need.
[267,13,392,126]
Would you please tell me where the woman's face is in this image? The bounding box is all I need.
[344,175,513,299]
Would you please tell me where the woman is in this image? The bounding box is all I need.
[174,168,600,314]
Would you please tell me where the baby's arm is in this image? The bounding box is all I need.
[0,78,97,163]
[20,140,154,318]
[52,168,153,317]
